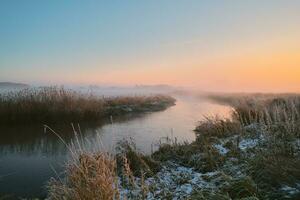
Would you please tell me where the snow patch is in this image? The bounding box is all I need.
[213,144,229,155]
[119,162,219,199]
[239,138,259,150]
[281,185,300,197]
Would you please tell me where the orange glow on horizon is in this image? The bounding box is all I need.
[72,46,300,93]
[53,34,300,93]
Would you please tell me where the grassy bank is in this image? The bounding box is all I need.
[152,94,300,199]
[0,87,175,125]
[46,94,300,200]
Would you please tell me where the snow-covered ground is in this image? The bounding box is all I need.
[119,162,221,200]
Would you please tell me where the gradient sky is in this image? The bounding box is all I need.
[1,0,300,92]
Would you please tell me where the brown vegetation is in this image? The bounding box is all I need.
[47,152,119,200]
[0,87,175,124]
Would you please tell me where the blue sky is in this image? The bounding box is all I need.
[1,1,300,91]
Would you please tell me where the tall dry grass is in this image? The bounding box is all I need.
[45,125,154,200]
[0,87,175,124]
[47,152,119,200]
[47,144,154,200]
[45,124,119,200]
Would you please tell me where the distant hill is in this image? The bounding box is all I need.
[135,84,175,90]
[0,82,29,88]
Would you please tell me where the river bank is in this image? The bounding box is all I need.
[47,94,300,200]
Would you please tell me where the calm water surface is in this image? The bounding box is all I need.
[0,96,231,198]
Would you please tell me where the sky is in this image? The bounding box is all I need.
[0,0,300,92]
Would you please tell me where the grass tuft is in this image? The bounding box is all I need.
[47,152,119,200]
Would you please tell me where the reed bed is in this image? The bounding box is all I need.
[0,87,175,124]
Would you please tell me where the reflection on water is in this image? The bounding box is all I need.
[0,96,231,198]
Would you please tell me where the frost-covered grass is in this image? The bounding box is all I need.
[0,87,175,124]
[152,94,300,199]
[46,94,300,200]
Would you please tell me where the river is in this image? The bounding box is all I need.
[0,95,231,198]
